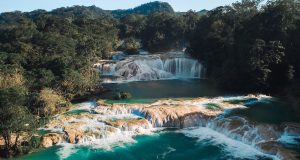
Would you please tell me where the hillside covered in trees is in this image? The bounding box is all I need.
[0,0,300,158]
[0,1,198,157]
[189,0,300,90]
[111,1,174,18]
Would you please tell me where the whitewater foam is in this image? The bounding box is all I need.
[56,143,78,160]
[158,146,176,159]
[180,127,279,160]
[278,132,300,145]
[46,94,292,160]
[55,128,158,159]
[71,101,97,111]
[96,52,203,83]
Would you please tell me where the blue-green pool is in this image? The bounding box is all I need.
[18,79,300,160]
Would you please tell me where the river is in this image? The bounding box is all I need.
[20,52,300,160]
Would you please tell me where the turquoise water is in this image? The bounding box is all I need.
[19,79,300,160]
[101,79,233,101]
[229,99,300,124]
[20,131,273,160]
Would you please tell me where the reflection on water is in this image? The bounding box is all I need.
[229,100,300,124]
[101,79,234,101]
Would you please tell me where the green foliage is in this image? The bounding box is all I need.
[182,10,201,40]
[0,7,119,157]
[1,0,300,156]
[188,0,300,91]
[248,40,286,87]
[37,88,68,117]
[141,12,185,52]
[61,69,99,100]
[112,1,174,18]
[0,105,36,157]
[119,14,146,38]
[0,5,118,99]
[119,38,141,54]
[0,69,25,89]
[0,87,27,107]
[118,10,200,52]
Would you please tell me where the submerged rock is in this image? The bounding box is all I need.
[114,92,132,100]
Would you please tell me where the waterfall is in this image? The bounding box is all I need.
[163,57,202,78]
[94,52,203,83]
[41,95,300,160]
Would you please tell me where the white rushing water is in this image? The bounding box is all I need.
[94,51,203,83]
[180,127,279,160]
[41,96,299,160]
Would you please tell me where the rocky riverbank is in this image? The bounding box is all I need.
[37,94,300,160]
[39,95,255,147]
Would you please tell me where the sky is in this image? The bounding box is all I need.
[0,0,241,13]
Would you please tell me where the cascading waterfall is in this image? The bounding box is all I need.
[163,57,202,78]
[180,116,300,160]
[38,95,300,160]
[94,52,203,83]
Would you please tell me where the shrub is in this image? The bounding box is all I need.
[38,88,68,117]
[119,38,141,54]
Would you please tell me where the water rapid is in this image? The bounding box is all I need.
[94,52,203,83]
[21,53,300,160]
[32,95,300,160]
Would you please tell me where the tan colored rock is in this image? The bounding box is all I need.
[41,133,62,148]
[142,105,201,127]
[181,112,208,128]
[63,123,85,144]
[106,118,151,130]
[106,126,119,133]
[41,95,268,147]
[108,97,246,128]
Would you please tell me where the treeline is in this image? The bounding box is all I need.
[0,1,201,157]
[188,0,300,96]
[1,0,300,157]
[112,1,174,18]
[119,11,200,52]
[0,4,119,158]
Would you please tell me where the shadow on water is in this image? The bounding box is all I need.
[228,98,300,124]
[100,79,237,101]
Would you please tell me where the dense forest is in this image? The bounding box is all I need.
[187,0,300,113]
[188,0,300,92]
[0,0,300,158]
